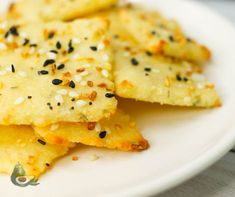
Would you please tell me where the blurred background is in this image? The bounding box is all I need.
[199,0,235,24]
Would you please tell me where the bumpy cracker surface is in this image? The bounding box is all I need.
[113,40,220,107]
[7,0,118,22]
[0,18,117,126]
[0,126,70,177]
[34,109,149,151]
[119,7,211,62]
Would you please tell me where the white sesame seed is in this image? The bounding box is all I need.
[57,89,68,95]
[20,32,28,38]
[47,52,57,59]
[73,38,81,44]
[197,83,206,90]
[89,154,100,161]
[18,71,27,77]
[5,66,12,72]
[38,48,45,54]
[101,69,109,78]
[0,22,7,29]
[14,96,25,105]
[95,123,101,132]
[153,68,160,73]
[84,64,91,68]
[184,96,191,103]
[191,73,205,82]
[123,52,130,57]
[50,124,59,131]
[55,94,64,103]
[80,81,86,86]
[0,70,7,76]
[80,71,89,76]
[76,100,87,108]
[72,53,80,60]
[74,75,82,82]
[0,43,7,50]
[69,91,79,98]
[6,35,13,43]
[102,54,109,62]
[29,47,35,54]
[98,42,105,50]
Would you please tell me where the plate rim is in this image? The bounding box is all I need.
[105,0,235,196]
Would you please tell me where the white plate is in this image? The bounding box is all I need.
[1,0,235,196]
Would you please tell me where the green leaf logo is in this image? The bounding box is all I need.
[10,163,39,187]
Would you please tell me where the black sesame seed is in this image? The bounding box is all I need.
[89,102,93,105]
[131,58,139,66]
[28,96,32,99]
[57,102,61,106]
[144,67,151,72]
[47,102,51,106]
[23,38,30,46]
[4,31,10,38]
[169,35,175,42]
[30,44,37,47]
[187,38,192,42]
[43,59,55,67]
[38,70,49,75]
[84,37,88,40]
[70,106,75,110]
[57,64,65,70]
[68,47,74,53]
[52,79,63,85]
[71,98,76,102]
[183,77,188,82]
[68,39,73,48]
[90,46,97,51]
[50,50,58,54]
[48,32,55,39]
[46,163,50,167]
[176,74,182,81]
[9,26,19,36]
[99,131,107,139]
[49,106,53,110]
[56,41,62,49]
[146,51,153,56]
[11,64,15,73]
[69,80,76,88]
[151,31,156,35]
[145,73,149,76]
[38,139,46,145]
[105,93,115,98]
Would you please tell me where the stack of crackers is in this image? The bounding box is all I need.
[0,0,220,180]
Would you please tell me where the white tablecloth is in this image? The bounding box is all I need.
[159,1,235,196]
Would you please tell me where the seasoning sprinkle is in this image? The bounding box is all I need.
[105,93,115,98]
[69,80,76,88]
[22,38,29,46]
[146,51,153,56]
[9,26,19,36]
[144,67,151,72]
[48,31,55,39]
[50,50,58,54]
[99,131,107,139]
[68,39,74,53]
[11,64,15,73]
[38,70,49,75]
[131,58,139,66]
[57,64,65,70]
[52,79,63,85]
[37,139,46,145]
[90,46,97,51]
[169,35,175,42]
[56,41,62,49]
[43,59,55,67]
[30,44,37,47]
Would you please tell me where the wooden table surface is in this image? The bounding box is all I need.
[158,1,235,196]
